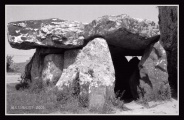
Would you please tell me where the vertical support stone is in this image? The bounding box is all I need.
[21,54,34,83]
[56,38,115,111]
[23,48,64,89]
[42,54,64,86]
[158,6,178,97]
[30,48,44,83]
[138,41,171,102]
[88,86,106,111]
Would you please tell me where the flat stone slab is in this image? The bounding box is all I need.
[7,18,85,49]
[7,14,160,51]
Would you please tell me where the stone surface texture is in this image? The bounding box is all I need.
[42,54,64,86]
[84,14,160,50]
[21,56,33,83]
[138,41,171,102]
[56,38,115,110]
[30,48,44,83]
[7,18,85,49]
[7,14,160,52]
[158,6,178,95]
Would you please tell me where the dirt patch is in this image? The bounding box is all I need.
[114,99,178,115]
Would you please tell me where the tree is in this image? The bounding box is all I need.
[6,55,14,72]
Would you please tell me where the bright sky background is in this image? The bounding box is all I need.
[5,5,159,62]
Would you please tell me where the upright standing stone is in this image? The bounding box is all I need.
[20,48,64,90]
[138,41,171,102]
[42,54,64,86]
[30,48,44,83]
[56,38,115,111]
[21,55,34,83]
[158,6,178,96]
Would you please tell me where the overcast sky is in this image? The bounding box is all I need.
[5,5,159,62]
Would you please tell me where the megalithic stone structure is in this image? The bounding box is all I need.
[7,12,175,110]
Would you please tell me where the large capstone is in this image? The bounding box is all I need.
[158,6,178,97]
[84,14,160,51]
[7,14,160,56]
[7,19,85,49]
[42,54,64,87]
[56,38,115,111]
[138,41,171,101]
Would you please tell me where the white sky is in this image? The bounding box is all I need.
[5,5,158,62]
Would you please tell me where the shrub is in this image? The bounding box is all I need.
[15,82,29,90]
[6,55,14,72]
[15,75,30,90]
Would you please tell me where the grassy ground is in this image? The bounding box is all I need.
[6,83,124,114]
[7,83,60,114]
[6,74,178,115]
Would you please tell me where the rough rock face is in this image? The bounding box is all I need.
[30,48,44,83]
[56,38,115,111]
[20,48,64,88]
[138,41,171,101]
[42,54,64,86]
[84,14,160,50]
[21,56,34,82]
[158,6,178,96]
[7,14,160,55]
[19,49,41,87]
[7,18,84,49]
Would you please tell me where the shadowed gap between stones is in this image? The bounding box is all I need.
[108,44,141,102]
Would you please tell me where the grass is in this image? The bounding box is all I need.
[7,83,60,114]
[7,83,92,114]
[6,81,128,114]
